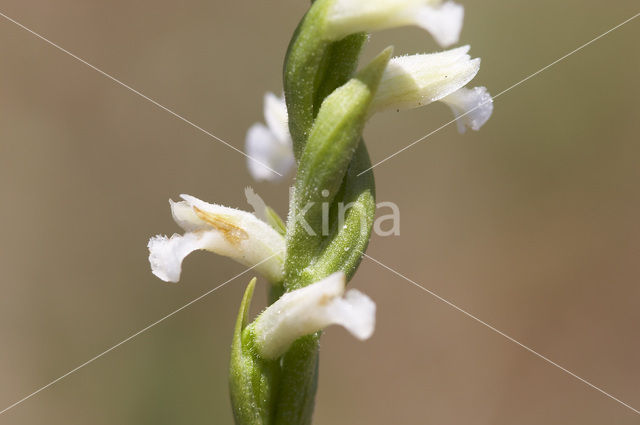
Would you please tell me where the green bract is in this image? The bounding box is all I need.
[229,279,280,425]
[285,47,391,290]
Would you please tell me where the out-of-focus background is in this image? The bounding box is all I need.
[1,1,639,424]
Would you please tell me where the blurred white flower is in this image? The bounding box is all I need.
[251,271,375,359]
[245,93,295,181]
[148,194,285,283]
[326,0,464,47]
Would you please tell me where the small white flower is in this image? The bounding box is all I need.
[371,45,480,113]
[148,194,285,283]
[370,46,493,132]
[245,93,295,181]
[441,86,493,133]
[326,0,464,47]
[251,272,375,359]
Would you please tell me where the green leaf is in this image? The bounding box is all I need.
[229,278,280,425]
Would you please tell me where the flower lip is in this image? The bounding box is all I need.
[441,86,494,133]
[148,232,222,283]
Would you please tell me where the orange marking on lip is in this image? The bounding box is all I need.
[193,206,248,244]
[317,294,333,306]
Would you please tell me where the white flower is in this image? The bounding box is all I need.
[148,194,285,283]
[371,45,493,133]
[251,272,375,359]
[245,93,295,181]
[371,45,480,113]
[326,0,464,47]
[441,86,493,133]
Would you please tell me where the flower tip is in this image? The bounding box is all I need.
[179,193,195,203]
[340,289,376,340]
[148,234,182,283]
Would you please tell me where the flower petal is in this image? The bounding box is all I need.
[416,1,464,47]
[440,86,493,133]
[245,123,295,181]
[326,0,464,45]
[148,232,222,283]
[251,272,376,359]
[372,46,480,113]
[325,288,376,340]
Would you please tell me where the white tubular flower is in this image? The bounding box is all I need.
[148,194,285,283]
[326,0,464,47]
[441,86,493,133]
[251,272,375,359]
[245,93,295,181]
[371,45,479,113]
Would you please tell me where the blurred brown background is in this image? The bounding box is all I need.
[1,1,639,424]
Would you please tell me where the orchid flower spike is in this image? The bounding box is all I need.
[245,92,295,181]
[372,45,493,133]
[326,0,464,47]
[148,194,285,283]
[249,272,375,359]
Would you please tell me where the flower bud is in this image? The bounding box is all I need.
[229,278,280,425]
